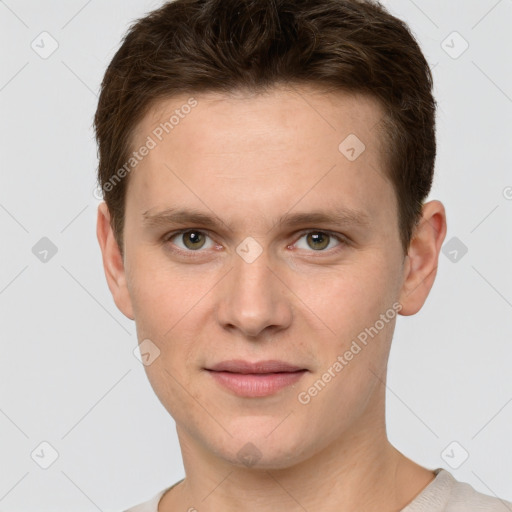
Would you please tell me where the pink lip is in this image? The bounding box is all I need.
[205,360,307,397]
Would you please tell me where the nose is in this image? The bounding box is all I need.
[215,248,293,339]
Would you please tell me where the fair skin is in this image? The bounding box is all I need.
[97,84,447,511]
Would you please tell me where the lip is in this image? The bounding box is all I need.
[208,359,305,374]
[205,360,307,397]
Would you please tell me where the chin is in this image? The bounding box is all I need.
[210,429,312,471]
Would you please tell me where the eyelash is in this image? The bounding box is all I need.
[163,229,349,258]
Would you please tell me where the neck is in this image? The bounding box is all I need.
[159,397,435,512]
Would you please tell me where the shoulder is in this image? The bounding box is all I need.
[403,468,512,512]
[445,474,512,512]
[123,489,166,512]
[123,479,182,512]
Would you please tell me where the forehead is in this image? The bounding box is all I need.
[126,84,394,232]
[136,84,387,155]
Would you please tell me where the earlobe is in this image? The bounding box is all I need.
[398,200,447,316]
[96,202,135,320]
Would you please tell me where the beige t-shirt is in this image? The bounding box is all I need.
[124,468,512,511]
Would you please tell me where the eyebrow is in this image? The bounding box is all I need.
[141,206,370,231]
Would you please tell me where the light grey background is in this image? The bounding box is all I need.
[0,0,511,510]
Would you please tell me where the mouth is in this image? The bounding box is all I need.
[205,360,308,397]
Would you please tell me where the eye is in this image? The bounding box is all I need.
[167,230,215,251]
[294,231,343,251]
[164,229,347,256]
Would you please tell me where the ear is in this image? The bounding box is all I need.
[398,200,447,316]
[96,202,135,320]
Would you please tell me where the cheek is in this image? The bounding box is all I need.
[142,358,202,430]
[128,268,203,421]
[298,256,400,342]
[323,261,402,405]
[126,251,194,337]
[294,265,400,439]
[126,251,207,373]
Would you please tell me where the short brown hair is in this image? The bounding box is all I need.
[94,0,436,255]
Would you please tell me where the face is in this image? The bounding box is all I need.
[104,85,413,469]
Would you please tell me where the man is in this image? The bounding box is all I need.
[94,0,511,510]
